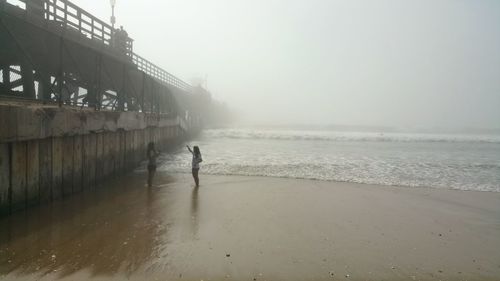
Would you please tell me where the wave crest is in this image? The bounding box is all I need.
[204,129,500,144]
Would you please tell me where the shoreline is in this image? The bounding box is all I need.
[1,172,499,280]
[155,169,500,194]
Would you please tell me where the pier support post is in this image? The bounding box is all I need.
[11,142,27,211]
[21,63,35,98]
[26,140,39,206]
[52,137,63,200]
[39,138,52,203]
[2,66,10,92]
[0,143,9,214]
[38,71,52,101]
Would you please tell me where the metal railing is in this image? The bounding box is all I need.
[132,53,191,92]
[44,0,115,46]
[2,0,191,92]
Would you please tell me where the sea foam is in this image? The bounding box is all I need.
[158,128,500,192]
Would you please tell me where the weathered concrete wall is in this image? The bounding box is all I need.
[0,104,189,215]
[0,104,187,142]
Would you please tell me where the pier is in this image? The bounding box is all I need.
[0,0,207,215]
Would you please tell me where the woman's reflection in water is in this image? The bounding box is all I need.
[190,187,199,237]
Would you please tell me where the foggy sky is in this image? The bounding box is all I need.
[75,0,500,129]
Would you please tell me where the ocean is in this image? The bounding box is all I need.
[158,128,500,192]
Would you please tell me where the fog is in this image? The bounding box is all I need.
[75,0,500,130]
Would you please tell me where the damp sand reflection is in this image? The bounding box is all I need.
[0,172,177,279]
[3,173,500,280]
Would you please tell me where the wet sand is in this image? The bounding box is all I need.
[1,172,500,281]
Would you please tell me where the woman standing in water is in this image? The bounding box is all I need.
[187,145,203,187]
[147,142,160,187]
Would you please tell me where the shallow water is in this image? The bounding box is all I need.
[160,128,500,192]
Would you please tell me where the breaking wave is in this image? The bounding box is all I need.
[204,129,500,144]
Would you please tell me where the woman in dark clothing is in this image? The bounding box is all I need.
[187,145,202,187]
[147,142,160,187]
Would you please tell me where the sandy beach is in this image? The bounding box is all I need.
[1,172,500,281]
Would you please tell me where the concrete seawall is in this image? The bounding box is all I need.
[0,103,193,215]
